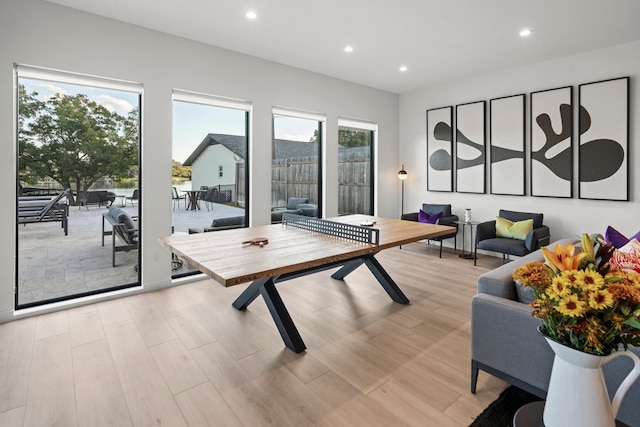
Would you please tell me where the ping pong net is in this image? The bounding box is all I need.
[282,213,379,245]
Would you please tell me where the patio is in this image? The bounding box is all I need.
[17,200,244,306]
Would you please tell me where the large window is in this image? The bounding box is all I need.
[172,90,250,278]
[16,65,142,309]
[271,108,323,223]
[338,118,375,216]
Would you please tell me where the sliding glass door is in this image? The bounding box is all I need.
[271,108,323,223]
[171,91,250,278]
[16,65,141,308]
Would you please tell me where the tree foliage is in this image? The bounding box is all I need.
[172,159,191,178]
[339,128,370,148]
[18,84,139,203]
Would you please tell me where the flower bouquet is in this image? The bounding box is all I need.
[513,234,640,355]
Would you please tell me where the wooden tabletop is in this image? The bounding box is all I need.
[159,214,455,287]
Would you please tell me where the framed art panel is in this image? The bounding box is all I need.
[490,94,525,195]
[530,86,573,198]
[455,101,486,194]
[426,106,453,192]
[578,77,629,201]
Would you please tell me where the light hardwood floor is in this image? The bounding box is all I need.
[0,243,510,427]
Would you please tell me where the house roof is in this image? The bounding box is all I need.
[183,134,247,166]
[183,133,320,165]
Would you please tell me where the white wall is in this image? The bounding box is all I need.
[399,40,640,252]
[192,146,237,189]
[0,0,398,321]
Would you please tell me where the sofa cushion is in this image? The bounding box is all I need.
[496,217,533,240]
[477,237,532,257]
[514,280,535,304]
[418,209,443,224]
[211,216,245,228]
[296,203,317,217]
[286,197,309,210]
[499,209,543,229]
[604,226,640,249]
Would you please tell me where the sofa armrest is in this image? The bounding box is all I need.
[525,225,551,252]
[476,220,497,243]
[471,293,554,393]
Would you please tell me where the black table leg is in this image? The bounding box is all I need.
[232,277,270,310]
[363,254,410,304]
[260,279,306,353]
[330,259,365,280]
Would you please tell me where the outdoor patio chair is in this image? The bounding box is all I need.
[18,188,71,235]
[125,189,139,207]
[172,186,185,210]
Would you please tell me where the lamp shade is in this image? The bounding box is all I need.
[398,164,408,180]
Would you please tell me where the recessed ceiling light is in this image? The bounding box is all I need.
[399,66,408,72]
[519,28,532,37]
[344,46,353,53]
[246,11,257,20]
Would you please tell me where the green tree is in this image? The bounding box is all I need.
[18,85,139,204]
[339,128,370,147]
[172,159,191,178]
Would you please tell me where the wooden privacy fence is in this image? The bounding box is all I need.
[236,150,370,214]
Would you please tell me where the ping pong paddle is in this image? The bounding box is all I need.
[242,237,269,247]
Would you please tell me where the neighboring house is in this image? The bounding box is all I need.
[183,133,322,189]
[183,133,247,190]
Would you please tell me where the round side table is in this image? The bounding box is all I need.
[513,401,544,427]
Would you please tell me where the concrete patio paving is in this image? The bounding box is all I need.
[17,200,244,306]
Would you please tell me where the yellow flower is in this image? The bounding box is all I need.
[557,294,587,317]
[588,289,614,310]
[518,233,640,354]
[586,318,605,352]
[560,270,581,285]
[575,270,605,290]
[542,243,587,273]
[581,233,596,263]
[546,276,571,299]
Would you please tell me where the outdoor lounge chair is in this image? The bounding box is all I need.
[102,206,138,267]
[18,188,71,235]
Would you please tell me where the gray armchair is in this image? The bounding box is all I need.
[401,203,458,257]
[474,209,550,266]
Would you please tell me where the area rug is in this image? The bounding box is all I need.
[468,386,542,427]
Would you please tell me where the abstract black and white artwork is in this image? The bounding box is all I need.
[530,86,573,198]
[455,101,485,194]
[578,77,629,201]
[427,106,453,192]
[490,94,525,196]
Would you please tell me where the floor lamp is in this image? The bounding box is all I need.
[397,164,408,217]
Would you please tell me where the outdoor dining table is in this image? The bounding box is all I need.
[182,190,206,210]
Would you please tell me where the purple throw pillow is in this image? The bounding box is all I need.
[418,210,443,224]
[604,226,640,249]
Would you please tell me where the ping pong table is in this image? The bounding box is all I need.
[159,213,455,353]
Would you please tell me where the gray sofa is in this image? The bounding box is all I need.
[188,215,246,234]
[271,197,318,223]
[471,239,640,427]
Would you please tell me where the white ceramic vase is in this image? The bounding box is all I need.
[464,209,471,223]
[543,334,640,427]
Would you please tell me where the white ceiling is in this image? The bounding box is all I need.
[45,0,640,94]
